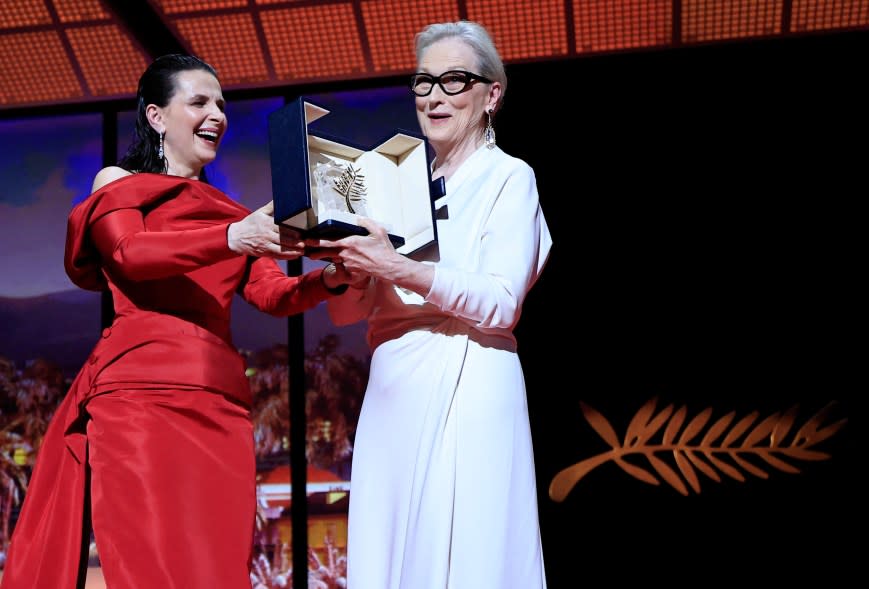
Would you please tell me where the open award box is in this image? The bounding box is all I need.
[268,96,443,256]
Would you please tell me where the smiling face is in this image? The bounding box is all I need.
[415,37,500,159]
[147,69,226,179]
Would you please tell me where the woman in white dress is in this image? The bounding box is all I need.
[308,20,551,589]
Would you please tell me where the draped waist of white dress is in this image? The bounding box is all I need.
[367,311,518,354]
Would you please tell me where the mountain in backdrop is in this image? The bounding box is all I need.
[0,289,368,378]
[0,289,101,376]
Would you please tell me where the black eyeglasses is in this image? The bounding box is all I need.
[409,70,494,96]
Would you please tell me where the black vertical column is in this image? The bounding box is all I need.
[286,258,308,589]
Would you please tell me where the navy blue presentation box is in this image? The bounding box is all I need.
[268,96,441,256]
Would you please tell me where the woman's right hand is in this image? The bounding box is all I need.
[227,201,305,259]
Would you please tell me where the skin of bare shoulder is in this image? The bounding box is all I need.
[92,166,133,193]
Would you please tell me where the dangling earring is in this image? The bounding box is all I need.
[485,109,496,149]
[157,131,165,160]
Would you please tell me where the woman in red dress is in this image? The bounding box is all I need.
[0,54,353,589]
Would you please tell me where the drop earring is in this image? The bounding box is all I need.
[485,109,496,149]
[157,131,165,159]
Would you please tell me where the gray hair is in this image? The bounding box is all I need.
[414,20,507,111]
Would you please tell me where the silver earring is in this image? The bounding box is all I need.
[485,109,496,149]
[157,131,164,159]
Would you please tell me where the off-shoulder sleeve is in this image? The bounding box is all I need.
[239,258,334,316]
[89,209,237,282]
[65,174,251,290]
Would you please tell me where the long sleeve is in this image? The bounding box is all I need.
[240,258,334,316]
[323,147,552,351]
[327,278,376,326]
[424,159,552,330]
[90,209,238,281]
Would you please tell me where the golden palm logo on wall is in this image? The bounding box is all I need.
[549,397,847,502]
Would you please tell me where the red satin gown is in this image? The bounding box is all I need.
[0,173,332,589]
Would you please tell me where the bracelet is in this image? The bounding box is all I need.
[320,264,349,295]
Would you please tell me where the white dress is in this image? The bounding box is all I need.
[328,144,552,589]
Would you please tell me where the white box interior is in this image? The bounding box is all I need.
[279,103,435,256]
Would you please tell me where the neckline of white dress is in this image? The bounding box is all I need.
[433,144,494,208]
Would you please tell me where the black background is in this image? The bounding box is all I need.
[505,31,863,588]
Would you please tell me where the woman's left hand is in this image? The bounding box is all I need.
[228,201,306,259]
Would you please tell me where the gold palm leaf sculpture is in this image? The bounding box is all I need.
[332,163,366,214]
[549,397,847,502]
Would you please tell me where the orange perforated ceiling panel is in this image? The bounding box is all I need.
[261,3,366,82]
[791,0,869,32]
[67,25,148,96]
[174,13,270,85]
[0,0,866,111]
[362,0,459,73]
[0,31,83,106]
[468,0,568,61]
[53,0,110,23]
[0,0,52,29]
[151,0,249,14]
[682,0,782,43]
[574,0,672,53]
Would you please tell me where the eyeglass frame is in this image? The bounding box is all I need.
[409,70,494,97]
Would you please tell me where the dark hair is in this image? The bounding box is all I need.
[117,54,219,179]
